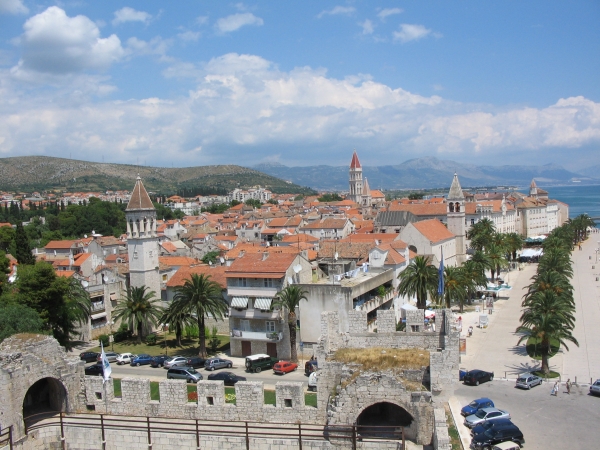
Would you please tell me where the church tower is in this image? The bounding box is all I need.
[529,179,538,199]
[447,173,466,265]
[348,150,363,204]
[126,176,161,300]
[362,177,372,207]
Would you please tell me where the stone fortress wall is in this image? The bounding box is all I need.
[0,308,457,449]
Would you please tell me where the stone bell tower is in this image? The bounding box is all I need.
[126,176,161,299]
[348,150,363,204]
[447,173,466,265]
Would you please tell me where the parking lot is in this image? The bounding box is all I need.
[86,355,311,389]
[452,379,600,450]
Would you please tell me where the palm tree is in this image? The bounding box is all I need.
[273,285,308,363]
[516,289,578,374]
[113,286,163,344]
[486,243,508,281]
[538,249,573,279]
[443,266,470,312]
[160,299,194,348]
[56,276,92,349]
[525,270,574,306]
[461,259,488,305]
[468,218,496,251]
[397,256,438,310]
[173,274,227,357]
[504,233,524,261]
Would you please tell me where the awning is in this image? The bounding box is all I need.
[91,312,107,320]
[231,297,249,308]
[254,298,273,310]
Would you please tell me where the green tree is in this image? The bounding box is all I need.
[113,286,163,344]
[442,266,470,312]
[468,218,496,252]
[245,199,262,208]
[461,259,488,305]
[486,243,508,281]
[397,256,438,310]
[159,300,194,348]
[201,251,220,265]
[273,285,308,363]
[317,193,342,202]
[15,223,35,265]
[173,274,228,357]
[505,232,524,261]
[0,226,15,253]
[0,304,45,343]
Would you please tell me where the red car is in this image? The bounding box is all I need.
[273,361,298,375]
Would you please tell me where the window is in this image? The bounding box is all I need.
[239,278,247,287]
[133,251,138,259]
[264,278,273,288]
[240,320,250,331]
[266,321,275,332]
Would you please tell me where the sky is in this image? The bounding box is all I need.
[0,1,599,171]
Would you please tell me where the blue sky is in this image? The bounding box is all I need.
[0,1,599,171]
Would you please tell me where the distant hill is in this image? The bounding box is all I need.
[254,157,595,190]
[0,156,316,195]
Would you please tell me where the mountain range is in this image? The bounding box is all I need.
[253,157,597,191]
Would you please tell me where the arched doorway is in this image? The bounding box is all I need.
[22,377,67,418]
[356,402,413,439]
[408,245,417,254]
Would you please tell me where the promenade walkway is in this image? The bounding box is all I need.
[456,233,600,383]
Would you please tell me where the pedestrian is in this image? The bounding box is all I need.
[551,381,559,396]
[566,378,571,394]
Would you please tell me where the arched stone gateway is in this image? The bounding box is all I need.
[356,402,414,440]
[22,377,67,417]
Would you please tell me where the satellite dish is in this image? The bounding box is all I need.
[219,257,225,264]
[287,277,294,285]
[334,252,339,261]
[103,275,108,282]
[81,280,89,288]
[293,264,302,273]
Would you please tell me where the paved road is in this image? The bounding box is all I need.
[452,379,600,450]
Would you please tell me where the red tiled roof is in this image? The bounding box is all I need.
[45,240,78,250]
[225,252,296,278]
[159,256,198,267]
[412,219,455,243]
[350,151,361,169]
[166,265,227,289]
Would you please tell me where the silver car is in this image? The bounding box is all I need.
[163,356,187,369]
[515,372,542,390]
[204,357,233,371]
[590,379,600,396]
[166,366,203,383]
[464,407,511,428]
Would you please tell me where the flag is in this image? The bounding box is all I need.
[437,249,445,297]
[100,341,111,383]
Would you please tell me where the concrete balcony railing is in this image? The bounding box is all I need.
[229,308,280,320]
[230,330,283,341]
[354,290,394,313]
[91,302,106,313]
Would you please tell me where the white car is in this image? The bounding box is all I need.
[308,371,318,391]
[590,379,600,396]
[116,353,136,365]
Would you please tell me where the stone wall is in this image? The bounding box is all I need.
[433,408,451,450]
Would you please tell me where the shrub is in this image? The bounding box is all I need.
[185,325,199,339]
[145,334,157,345]
[113,323,132,342]
[98,334,109,347]
[208,326,220,353]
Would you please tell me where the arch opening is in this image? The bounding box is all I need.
[356,402,413,438]
[22,377,67,418]
[408,245,417,254]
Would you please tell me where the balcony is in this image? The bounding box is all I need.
[91,302,106,313]
[230,330,283,341]
[354,290,394,313]
[227,286,279,297]
[229,308,280,320]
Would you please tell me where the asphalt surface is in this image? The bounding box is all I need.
[453,379,600,450]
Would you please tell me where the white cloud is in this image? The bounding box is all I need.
[393,23,432,43]
[196,15,209,26]
[0,0,28,14]
[11,6,125,76]
[215,13,263,33]
[377,8,402,21]
[359,19,374,35]
[126,36,172,61]
[178,31,201,42]
[317,6,356,19]
[112,7,152,26]
[1,52,599,168]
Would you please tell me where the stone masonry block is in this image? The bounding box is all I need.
[235,381,264,409]
[196,380,226,406]
[275,382,305,408]
[377,310,396,333]
[158,379,187,406]
[347,310,367,333]
[121,378,150,405]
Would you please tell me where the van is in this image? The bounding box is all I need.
[167,367,203,383]
[245,354,278,373]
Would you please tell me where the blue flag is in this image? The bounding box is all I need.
[437,249,444,297]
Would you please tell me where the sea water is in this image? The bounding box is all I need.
[532,184,600,227]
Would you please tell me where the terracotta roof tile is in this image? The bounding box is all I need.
[166,265,227,289]
[159,256,198,267]
[412,219,455,243]
[126,176,154,210]
[225,252,296,277]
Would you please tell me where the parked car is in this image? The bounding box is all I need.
[308,371,318,391]
[304,359,318,375]
[97,352,119,363]
[204,358,232,371]
[84,363,104,376]
[273,361,298,375]
[471,419,514,437]
[207,371,246,386]
[589,379,600,396]
[515,372,542,390]
[470,423,524,449]
[80,352,99,363]
[464,408,511,428]
[130,354,153,366]
[491,441,523,450]
[150,355,171,368]
[245,354,277,373]
[463,369,494,386]
[164,356,188,369]
[186,357,207,369]
[116,353,136,365]
[459,368,467,381]
[461,398,495,416]
[167,366,203,383]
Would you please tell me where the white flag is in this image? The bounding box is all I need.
[100,341,111,382]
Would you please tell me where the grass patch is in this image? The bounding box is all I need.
[305,393,317,407]
[333,347,429,372]
[526,336,559,360]
[88,333,230,357]
[113,378,121,397]
[532,370,560,379]
[445,405,461,450]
